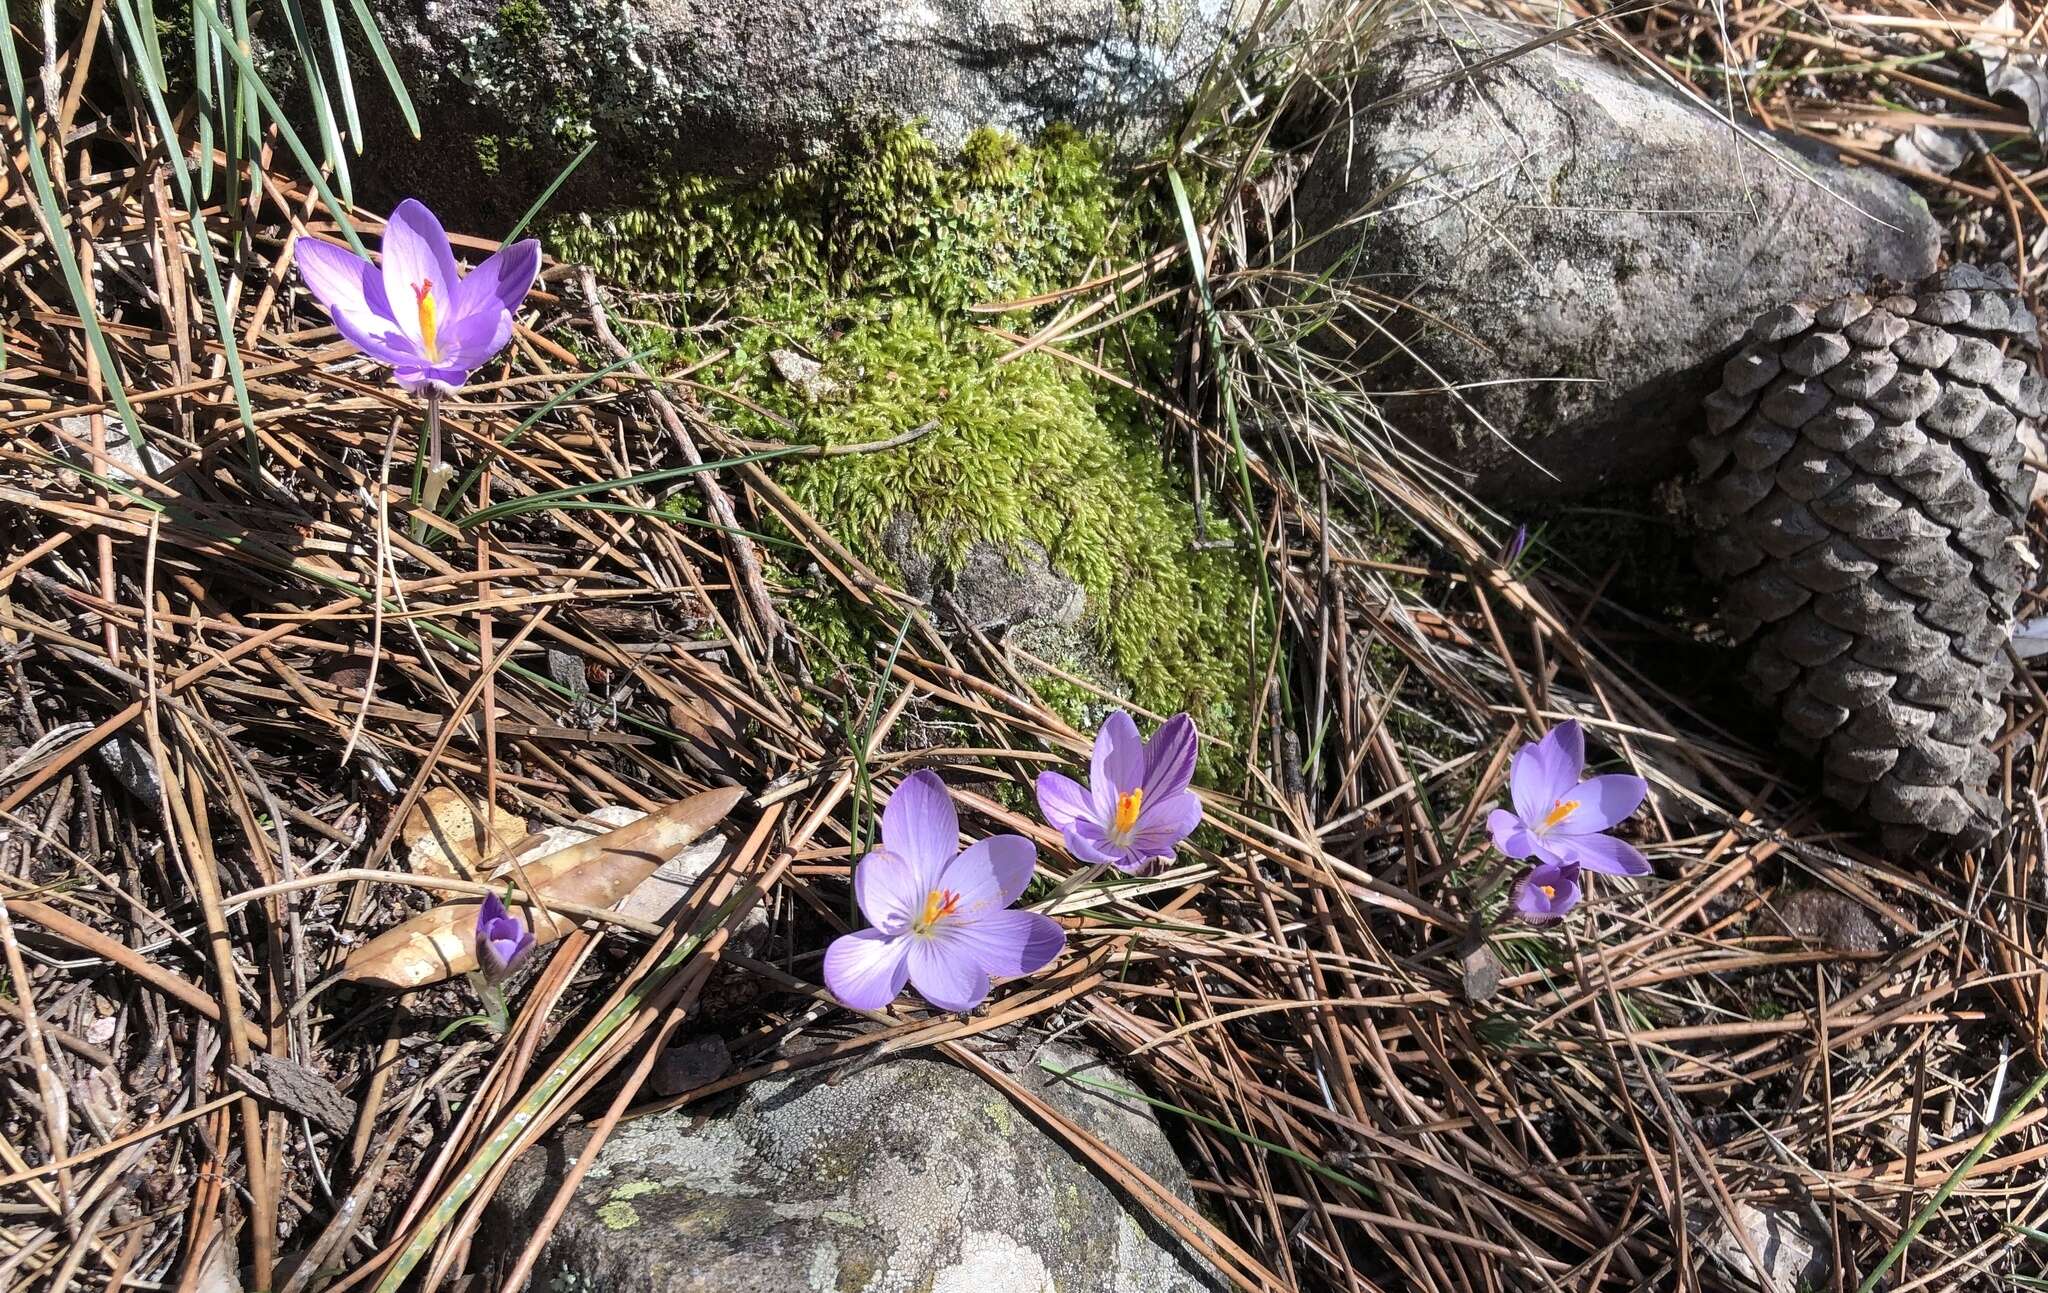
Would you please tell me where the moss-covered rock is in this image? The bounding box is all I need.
[564,126,1261,744]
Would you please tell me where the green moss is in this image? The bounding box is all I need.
[559,126,1260,742]
[553,123,1119,312]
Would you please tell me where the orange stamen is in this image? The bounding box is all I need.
[1113,787,1144,837]
[916,888,961,931]
[1540,798,1580,831]
[1538,884,1557,900]
[414,279,440,360]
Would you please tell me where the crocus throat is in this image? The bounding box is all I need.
[914,888,961,933]
[413,280,440,360]
[1538,883,1557,901]
[1540,798,1580,831]
[1113,787,1144,837]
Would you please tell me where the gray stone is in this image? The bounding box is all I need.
[1690,1202,1829,1292]
[1288,14,1938,498]
[350,0,1265,225]
[480,1039,1222,1292]
[882,513,1089,635]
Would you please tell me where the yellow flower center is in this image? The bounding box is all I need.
[1540,798,1580,831]
[915,888,961,933]
[1113,787,1144,838]
[1538,884,1557,900]
[414,279,440,360]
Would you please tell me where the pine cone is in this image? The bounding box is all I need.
[1692,266,2044,848]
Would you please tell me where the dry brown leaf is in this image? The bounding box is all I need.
[401,786,528,880]
[342,785,744,989]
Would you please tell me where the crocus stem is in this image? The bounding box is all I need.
[412,388,453,538]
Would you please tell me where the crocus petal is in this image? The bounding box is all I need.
[1127,788,1200,856]
[881,769,958,893]
[823,929,912,1010]
[1546,831,1652,877]
[478,891,510,929]
[1549,774,1649,835]
[1091,711,1145,812]
[379,199,461,349]
[852,848,922,934]
[297,238,415,362]
[434,305,514,369]
[1512,863,1582,921]
[938,834,1037,913]
[392,363,475,395]
[451,239,540,322]
[950,909,1066,979]
[907,936,991,1013]
[1035,770,1093,833]
[1509,722,1582,825]
[1061,821,1121,866]
[1487,808,1539,859]
[1141,713,1198,802]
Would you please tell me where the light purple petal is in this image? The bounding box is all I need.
[1509,723,1582,825]
[950,909,1065,979]
[1487,808,1538,860]
[452,239,540,322]
[852,848,921,934]
[1091,711,1145,811]
[1141,713,1198,802]
[1549,774,1649,835]
[297,238,415,362]
[434,305,514,369]
[1546,831,1651,877]
[938,834,1036,914]
[1061,820,1120,866]
[379,199,460,350]
[1035,770,1094,833]
[823,929,911,1010]
[881,769,958,892]
[1512,863,1581,921]
[1127,788,1200,856]
[392,363,475,395]
[907,936,990,1013]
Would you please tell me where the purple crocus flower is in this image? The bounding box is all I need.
[1512,861,1582,922]
[823,769,1066,1013]
[1035,712,1201,873]
[1487,720,1650,876]
[296,199,539,393]
[475,891,535,983]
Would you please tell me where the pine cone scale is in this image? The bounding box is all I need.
[1694,267,2041,848]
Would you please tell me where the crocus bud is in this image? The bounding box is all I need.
[475,891,534,984]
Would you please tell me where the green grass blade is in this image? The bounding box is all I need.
[134,0,167,84]
[192,0,217,198]
[344,0,420,138]
[228,0,261,152]
[276,0,352,202]
[1858,1068,2048,1293]
[195,5,367,255]
[112,0,260,452]
[502,138,597,243]
[0,32,147,451]
[315,0,363,145]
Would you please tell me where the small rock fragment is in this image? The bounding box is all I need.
[768,348,839,403]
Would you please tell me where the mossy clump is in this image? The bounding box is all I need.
[556,125,1260,740]
[553,123,1119,312]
